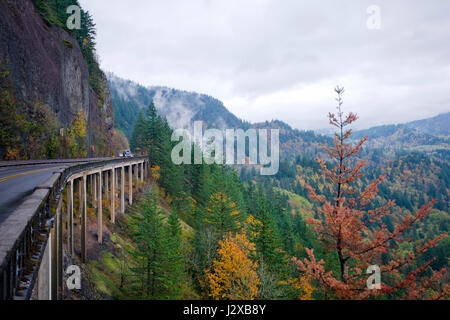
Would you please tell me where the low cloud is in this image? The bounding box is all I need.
[80,0,450,129]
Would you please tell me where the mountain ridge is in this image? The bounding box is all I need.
[405,112,450,137]
[108,73,449,160]
[108,72,247,139]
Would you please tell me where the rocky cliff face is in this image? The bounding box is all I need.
[0,0,114,157]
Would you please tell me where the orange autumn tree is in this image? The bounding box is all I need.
[293,86,448,299]
[206,232,259,300]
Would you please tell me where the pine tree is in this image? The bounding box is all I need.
[203,192,243,238]
[164,210,187,299]
[191,162,214,208]
[127,192,189,299]
[130,111,148,154]
[248,205,284,269]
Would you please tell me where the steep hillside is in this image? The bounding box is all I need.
[108,73,246,139]
[0,0,121,159]
[405,112,450,137]
[250,120,332,160]
[109,74,332,159]
[352,124,449,160]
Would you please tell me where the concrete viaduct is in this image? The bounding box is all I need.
[0,156,150,300]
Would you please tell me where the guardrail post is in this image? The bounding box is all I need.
[81,175,87,263]
[110,168,115,223]
[128,164,133,206]
[97,172,102,244]
[120,166,125,214]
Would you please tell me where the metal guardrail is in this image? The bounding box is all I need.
[0,158,114,168]
[0,156,148,300]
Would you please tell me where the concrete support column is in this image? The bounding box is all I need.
[120,166,125,213]
[50,198,62,300]
[78,178,82,257]
[36,230,52,300]
[105,170,109,201]
[56,198,63,300]
[88,175,92,204]
[81,175,87,263]
[135,163,139,191]
[78,178,82,217]
[143,161,146,181]
[97,172,103,244]
[68,180,74,256]
[128,164,133,205]
[140,162,144,189]
[115,168,118,190]
[50,225,56,300]
[93,173,98,208]
[110,168,115,223]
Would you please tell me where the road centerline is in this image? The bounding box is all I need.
[0,166,64,183]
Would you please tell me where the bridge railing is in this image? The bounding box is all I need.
[0,156,148,300]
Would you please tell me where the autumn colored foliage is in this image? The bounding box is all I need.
[293,87,449,299]
[206,232,260,300]
[150,165,161,180]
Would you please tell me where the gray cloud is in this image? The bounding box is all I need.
[80,0,450,130]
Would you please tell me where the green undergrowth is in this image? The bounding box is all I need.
[274,187,314,217]
[86,183,197,300]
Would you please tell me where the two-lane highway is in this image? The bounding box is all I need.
[0,163,80,224]
[0,158,115,224]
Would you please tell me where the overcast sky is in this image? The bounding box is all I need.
[79,0,450,130]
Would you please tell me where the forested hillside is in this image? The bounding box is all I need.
[85,90,449,299]
[406,112,450,137]
[108,73,246,140]
[109,74,334,160]
[351,123,449,161]
[87,103,316,299]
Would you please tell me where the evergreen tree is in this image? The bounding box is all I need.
[203,192,243,238]
[128,193,186,299]
[165,210,187,299]
[130,111,148,154]
[128,193,168,299]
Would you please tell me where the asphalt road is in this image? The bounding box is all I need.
[0,163,78,224]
